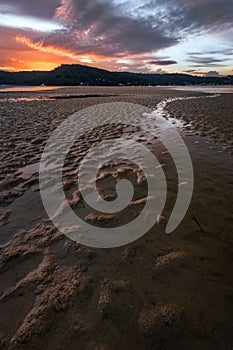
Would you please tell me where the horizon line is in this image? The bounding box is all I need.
[0,63,230,78]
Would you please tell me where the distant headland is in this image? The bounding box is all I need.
[0,64,233,86]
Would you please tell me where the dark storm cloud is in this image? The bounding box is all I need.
[3,0,233,63]
[50,0,233,57]
[140,0,233,35]
[182,0,233,31]
[148,60,177,65]
[49,0,178,56]
[0,0,60,19]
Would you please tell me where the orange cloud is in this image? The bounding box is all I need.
[12,34,134,71]
[15,35,109,66]
[0,27,161,73]
[15,35,78,59]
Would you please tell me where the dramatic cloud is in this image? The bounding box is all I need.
[52,0,178,56]
[0,0,233,73]
[140,0,233,34]
[148,60,177,65]
[30,0,233,64]
[0,27,70,71]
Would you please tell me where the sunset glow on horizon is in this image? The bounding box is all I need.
[0,0,233,76]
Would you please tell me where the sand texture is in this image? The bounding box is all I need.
[0,87,233,350]
[166,93,233,153]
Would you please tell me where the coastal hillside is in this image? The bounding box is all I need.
[0,64,233,86]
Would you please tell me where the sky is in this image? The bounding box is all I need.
[0,0,233,76]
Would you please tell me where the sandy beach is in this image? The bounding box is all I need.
[0,86,233,350]
[166,92,233,154]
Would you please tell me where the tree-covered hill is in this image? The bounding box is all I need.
[0,64,232,86]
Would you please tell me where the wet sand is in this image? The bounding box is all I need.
[166,93,233,154]
[0,87,233,350]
